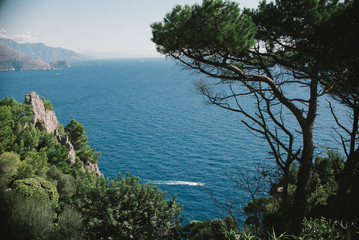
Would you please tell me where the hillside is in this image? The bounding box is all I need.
[0,45,51,71]
[0,37,86,62]
[0,93,182,239]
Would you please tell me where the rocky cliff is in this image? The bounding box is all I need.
[24,92,101,176]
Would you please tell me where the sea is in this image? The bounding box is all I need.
[0,58,345,224]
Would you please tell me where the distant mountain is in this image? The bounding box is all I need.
[0,38,87,62]
[0,45,51,71]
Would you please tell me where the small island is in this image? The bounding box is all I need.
[50,60,70,68]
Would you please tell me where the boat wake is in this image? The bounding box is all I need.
[151,180,205,187]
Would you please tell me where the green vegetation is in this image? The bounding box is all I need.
[40,97,54,111]
[70,173,183,239]
[183,216,238,240]
[65,119,100,164]
[0,96,183,239]
[152,0,359,238]
[1,0,358,239]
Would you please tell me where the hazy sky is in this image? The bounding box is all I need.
[0,0,263,58]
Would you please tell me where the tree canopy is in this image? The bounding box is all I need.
[152,0,358,235]
[65,119,101,164]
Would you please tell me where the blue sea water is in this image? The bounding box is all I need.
[0,58,344,224]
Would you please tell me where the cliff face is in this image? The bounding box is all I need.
[24,92,59,133]
[24,92,101,176]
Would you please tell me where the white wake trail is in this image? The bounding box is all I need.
[150,180,205,186]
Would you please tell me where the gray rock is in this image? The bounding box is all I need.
[24,92,102,176]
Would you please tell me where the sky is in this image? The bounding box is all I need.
[0,0,263,59]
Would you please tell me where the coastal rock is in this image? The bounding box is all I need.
[24,92,102,176]
[24,92,58,134]
[50,60,70,68]
[54,129,77,166]
[84,160,102,176]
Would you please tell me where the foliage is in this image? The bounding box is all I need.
[244,197,280,228]
[307,151,344,217]
[57,123,66,135]
[65,119,100,164]
[226,228,294,240]
[40,97,54,111]
[37,130,73,173]
[0,97,80,175]
[152,0,356,234]
[300,217,359,240]
[0,191,57,240]
[226,217,359,240]
[183,216,238,240]
[12,176,59,202]
[70,172,183,239]
[17,148,48,177]
[151,0,257,57]
[317,0,359,221]
[319,0,359,108]
[242,151,344,235]
[46,165,74,201]
[0,127,184,239]
[57,205,85,240]
[0,97,32,154]
[0,152,21,189]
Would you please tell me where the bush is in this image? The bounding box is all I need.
[46,166,74,199]
[71,173,183,239]
[300,217,359,240]
[57,205,85,240]
[184,216,238,240]
[0,191,57,240]
[12,177,59,202]
[65,119,101,164]
[41,97,54,111]
[0,152,21,189]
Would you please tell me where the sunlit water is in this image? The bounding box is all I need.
[0,58,344,224]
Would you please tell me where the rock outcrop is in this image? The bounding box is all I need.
[50,60,70,68]
[54,128,77,166]
[24,92,59,134]
[24,92,101,176]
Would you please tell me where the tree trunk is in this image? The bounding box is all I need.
[333,148,359,220]
[333,104,359,220]
[289,131,314,234]
[281,164,290,231]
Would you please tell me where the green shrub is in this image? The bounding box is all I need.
[41,97,54,111]
[300,217,359,240]
[57,205,85,240]
[46,166,74,201]
[184,216,238,240]
[0,97,32,154]
[0,191,57,240]
[71,172,183,239]
[0,152,21,189]
[65,119,101,164]
[12,176,59,202]
[17,148,48,177]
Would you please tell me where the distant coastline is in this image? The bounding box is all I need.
[0,37,85,71]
